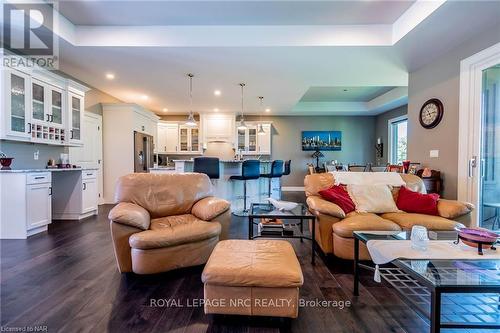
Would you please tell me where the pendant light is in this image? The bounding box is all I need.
[237,83,247,130]
[257,96,265,135]
[185,73,197,127]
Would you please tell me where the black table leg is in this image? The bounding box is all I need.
[311,218,316,265]
[248,216,253,240]
[354,237,359,296]
[430,289,441,333]
[300,218,303,243]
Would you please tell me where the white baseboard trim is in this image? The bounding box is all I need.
[282,186,305,192]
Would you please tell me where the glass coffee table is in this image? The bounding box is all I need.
[248,203,317,264]
[353,231,500,333]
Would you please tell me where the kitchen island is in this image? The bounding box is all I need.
[151,160,280,211]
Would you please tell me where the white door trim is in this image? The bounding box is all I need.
[387,114,408,165]
[457,42,500,226]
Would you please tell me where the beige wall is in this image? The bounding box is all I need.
[407,23,500,199]
[374,105,408,165]
[245,115,377,187]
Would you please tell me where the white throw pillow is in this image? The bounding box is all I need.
[347,184,400,214]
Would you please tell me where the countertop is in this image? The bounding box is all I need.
[149,166,175,170]
[172,159,273,163]
[0,167,98,173]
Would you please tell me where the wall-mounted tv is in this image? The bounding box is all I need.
[302,131,342,151]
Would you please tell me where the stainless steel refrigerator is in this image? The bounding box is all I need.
[134,131,154,173]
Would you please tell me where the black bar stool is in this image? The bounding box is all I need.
[193,157,220,179]
[229,160,260,215]
[260,160,284,199]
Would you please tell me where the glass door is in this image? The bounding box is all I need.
[32,82,45,122]
[190,128,199,151]
[51,89,63,126]
[248,126,257,153]
[71,95,81,141]
[479,65,500,230]
[9,72,29,135]
[179,127,188,151]
[237,129,246,152]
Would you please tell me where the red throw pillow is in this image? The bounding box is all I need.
[396,186,440,215]
[319,185,355,214]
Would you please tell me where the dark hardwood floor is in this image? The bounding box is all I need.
[0,192,432,333]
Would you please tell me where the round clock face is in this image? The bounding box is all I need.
[419,99,443,129]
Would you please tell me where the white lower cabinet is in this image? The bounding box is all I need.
[0,172,52,239]
[52,170,99,220]
[26,183,52,230]
[82,175,98,214]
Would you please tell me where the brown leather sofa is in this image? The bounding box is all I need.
[304,173,474,260]
[108,173,231,274]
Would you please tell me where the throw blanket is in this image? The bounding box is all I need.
[332,171,405,187]
[367,239,500,282]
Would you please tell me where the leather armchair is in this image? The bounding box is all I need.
[109,173,231,274]
[304,173,474,260]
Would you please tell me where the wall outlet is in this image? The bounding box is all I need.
[34,150,39,160]
[430,150,439,158]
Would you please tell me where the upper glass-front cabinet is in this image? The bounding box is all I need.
[5,70,31,138]
[179,126,200,152]
[69,93,83,143]
[31,81,45,122]
[1,68,87,145]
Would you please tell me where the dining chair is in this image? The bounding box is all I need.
[348,164,367,172]
[386,164,404,173]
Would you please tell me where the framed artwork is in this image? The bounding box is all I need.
[302,131,342,151]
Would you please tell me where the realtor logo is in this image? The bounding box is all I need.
[2,1,58,69]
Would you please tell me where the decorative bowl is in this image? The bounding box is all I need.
[0,157,14,167]
[454,227,499,254]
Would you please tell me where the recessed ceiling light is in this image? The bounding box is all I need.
[141,95,149,100]
[214,90,221,96]
[162,108,168,112]
[265,108,271,113]
[213,108,219,112]
[105,73,115,80]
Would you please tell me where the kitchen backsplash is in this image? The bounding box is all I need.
[0,141,67,169]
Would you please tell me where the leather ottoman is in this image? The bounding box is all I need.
[201,239,304,318]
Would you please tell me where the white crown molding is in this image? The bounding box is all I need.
[46,1,446,47]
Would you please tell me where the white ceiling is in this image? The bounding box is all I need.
[44,0,500,116]
[58,1,415,26]
[300,87,397,103]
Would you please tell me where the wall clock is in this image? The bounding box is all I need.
[419,98,444,129]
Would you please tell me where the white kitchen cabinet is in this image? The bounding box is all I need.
[0,172,52,239]
[157,122,179,153]
[179,125,200,152]
[82,176,98,214]
[29,76,67,145]
[1,69,31,140]
[237,125,258,154]
[236,122,272,155]
[27,183,52,230]
[68,92,84,145]
[201,113,235,143]
[52,169,99,220]
[257,123,272,155]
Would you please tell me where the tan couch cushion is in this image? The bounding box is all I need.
[347,184,400,214]
[202,240,303,288]
[108,202,151,230]
[381,212,465,230]
[191,196,230,221]
[332,213,401,238]
[115,173,213,218]
[304,173,334,197]
[437,199,474,219]
[129,214,221,250]
[306,195,346,219]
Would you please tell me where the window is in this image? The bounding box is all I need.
[388,116,408,164]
